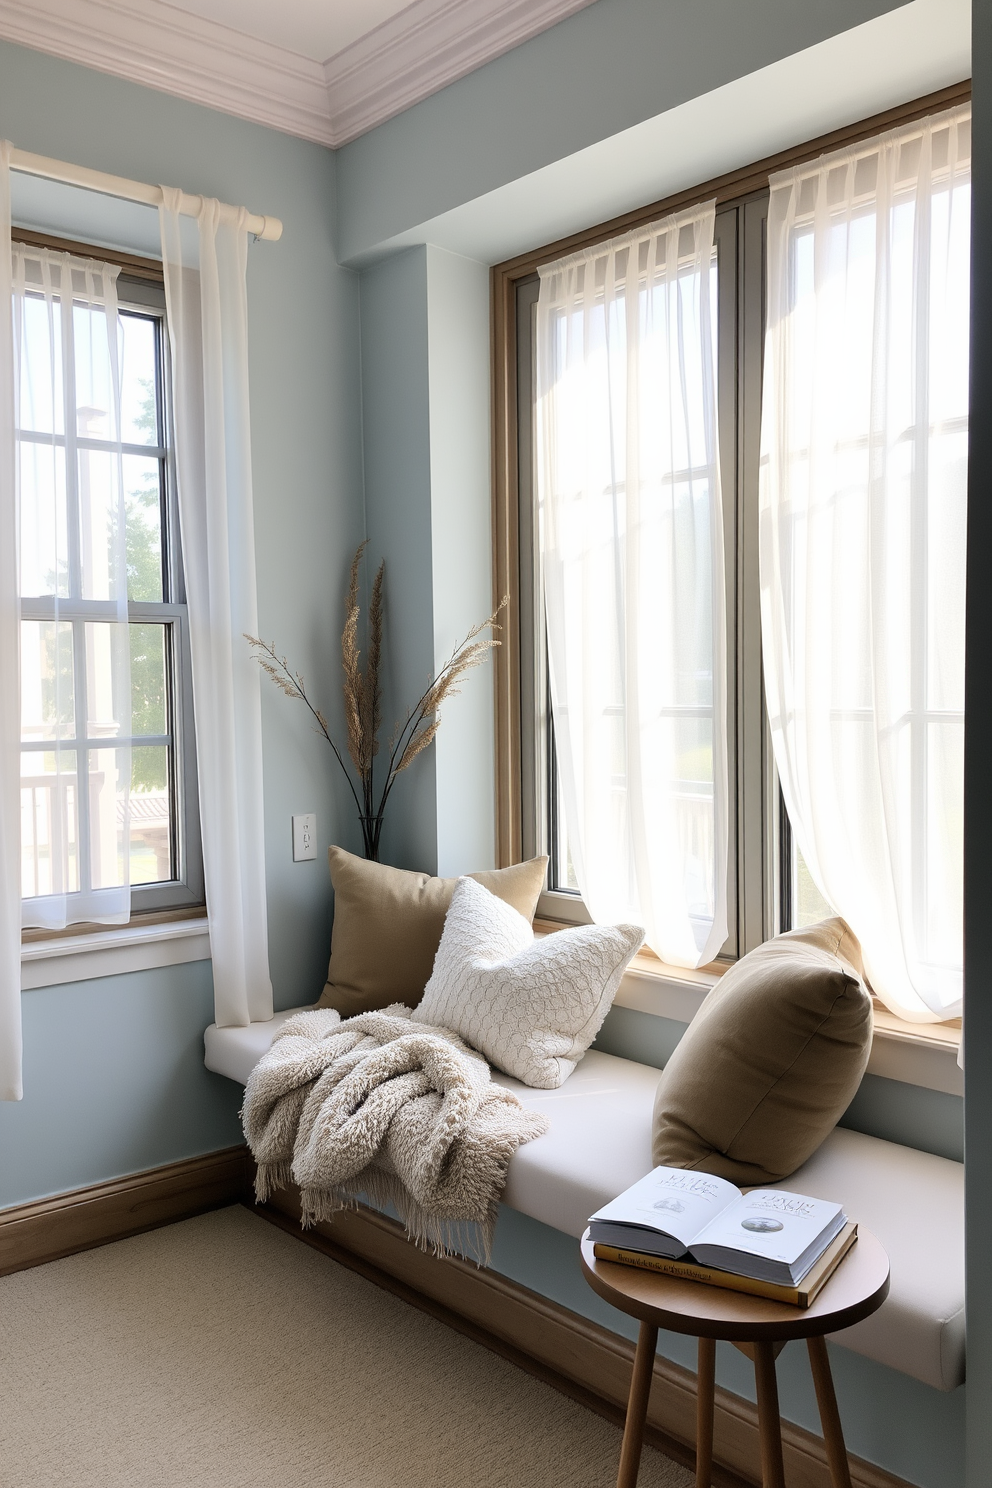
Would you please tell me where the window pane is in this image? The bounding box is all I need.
[19,441,68,597]
[124,453,163,602]
[88,745,127,888]
[84,623,129,742]
[120,313,159,446]
[73,301,117,442]
[17,291,64,436]
[552,770,580,892]
[129,623,168,737]
[21,620,74,742]
[129,745,173,884]
[792,840,834,928]
[21,749,78,897]
[77,448,125,601]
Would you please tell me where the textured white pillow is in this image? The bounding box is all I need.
[411,877,644,1089]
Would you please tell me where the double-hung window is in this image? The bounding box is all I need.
[18,237,201,929]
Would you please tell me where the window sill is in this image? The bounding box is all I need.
[21,913,211,990]
[535,918,963,1098]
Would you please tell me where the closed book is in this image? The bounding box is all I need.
[592,1221,859,1308]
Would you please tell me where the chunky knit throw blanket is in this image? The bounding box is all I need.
[242,1006,549,1261]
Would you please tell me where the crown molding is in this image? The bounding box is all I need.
[324,0,598,146]
[0,0,596,150]
[0,0,335,145]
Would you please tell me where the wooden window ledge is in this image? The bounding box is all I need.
[535,920,963,1097]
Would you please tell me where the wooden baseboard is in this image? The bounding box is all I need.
[0,1145,252,1277]
[256,1188,910,1488]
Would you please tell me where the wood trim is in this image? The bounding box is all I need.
[0,1145,251,1277]
[21,904,207,946]
[10,227,164,282]
[490,79,971,876]
[258,1189,911,1488]
[491,254,523,866]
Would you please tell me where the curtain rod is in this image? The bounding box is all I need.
[8,147,283,242]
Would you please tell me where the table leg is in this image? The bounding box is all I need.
[616,1320,659,1488]
[752,1341,786,1488]
[696,1337,715,1488]
[807,1336,853,1488]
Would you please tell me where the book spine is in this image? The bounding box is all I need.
[592,1244,808,1306]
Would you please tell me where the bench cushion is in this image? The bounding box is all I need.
[204,1012,964,1391]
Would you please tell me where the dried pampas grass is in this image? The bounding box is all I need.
[247,542,505,861]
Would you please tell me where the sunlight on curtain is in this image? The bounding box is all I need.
[760,104,970,1021]
[16,244,131,930]
[159,192,272,1027]
[536,204,729,968]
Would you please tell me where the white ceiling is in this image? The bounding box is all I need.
[0,0,598,147]
[164,0,417,64]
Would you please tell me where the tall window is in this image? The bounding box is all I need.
[533,208,729,970]
[509,96,968,1023]
[18,240,200,928]
[517,195,771,963]
[760,106,969,1020]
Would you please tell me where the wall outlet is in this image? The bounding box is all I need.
[292,813,317,862]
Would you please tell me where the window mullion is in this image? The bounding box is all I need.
[70,615,92,896]
[738,193,771,954]
[60,289,95,900]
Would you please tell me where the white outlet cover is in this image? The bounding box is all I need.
[292,813,317,862]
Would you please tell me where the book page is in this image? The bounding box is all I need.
[589,1167,742,1248]
[690,1189,843,1265]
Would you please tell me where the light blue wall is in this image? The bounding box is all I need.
[2,964,242,1207]
[0,39,365,1204]
[425,246,495,877]
[359,243,496,877]
[336,0,909,263]
[359,247,438,873]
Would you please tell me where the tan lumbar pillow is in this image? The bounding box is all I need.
[651,918,872,1185]
[316,846,548,1017]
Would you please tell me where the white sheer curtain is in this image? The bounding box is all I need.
[0,142,20,1100]
[159,191,272,1028]
[760,104,970,1021]
[16,244,131,931]
[536,203,729,968]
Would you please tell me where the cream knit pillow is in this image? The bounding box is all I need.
[411,877,644,1089]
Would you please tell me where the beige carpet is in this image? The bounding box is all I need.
[0,1204,692,1488]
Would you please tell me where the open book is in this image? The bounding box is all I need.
[588,1166,847,1287]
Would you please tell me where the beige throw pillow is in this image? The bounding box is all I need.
[411,877,644,1088]
[317,847,548,1017]
[651,918,873,1185]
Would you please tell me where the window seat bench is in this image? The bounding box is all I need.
[204,1010,964,1394]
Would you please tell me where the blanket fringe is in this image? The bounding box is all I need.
[298,1168,495,1267]
[253,1160,293,1204]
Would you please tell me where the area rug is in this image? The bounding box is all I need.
[0,1204,691,1488]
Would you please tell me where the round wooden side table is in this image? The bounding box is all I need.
[580,1229,889,1488]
